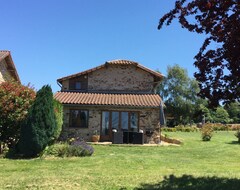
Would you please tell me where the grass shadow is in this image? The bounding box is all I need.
[135,174,240,190]
[227,141,240,145]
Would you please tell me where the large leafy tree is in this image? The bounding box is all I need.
[212,106,231,124]
[0,81,35,152]
[158,65,202,126]
[224,101,240,123]
[158,0,240,107]
[17,85,56,157]
[196,104,213,123]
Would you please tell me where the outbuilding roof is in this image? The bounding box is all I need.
[57,59,164,83]
[0,50,21,82]
[54,92,162,108]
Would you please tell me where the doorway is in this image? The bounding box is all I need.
[100,111,139,141]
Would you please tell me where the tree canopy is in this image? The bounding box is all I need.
[224,101,240,123]
[158,64,202,126]
[158,0,240,107]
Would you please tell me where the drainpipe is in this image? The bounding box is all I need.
[57,81,62,91]
[159,100,166,144]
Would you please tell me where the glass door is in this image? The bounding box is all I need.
[130,112,138,132]
[111,112,119,131]
[101,111,139,141]
[121,112,129,132]
[101,111,110,141]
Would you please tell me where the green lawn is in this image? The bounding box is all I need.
[0,131,240,190]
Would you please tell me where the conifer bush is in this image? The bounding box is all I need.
[17,85,56,157]
[52,99,63,142]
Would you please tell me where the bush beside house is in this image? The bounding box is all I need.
[43,140,94,158]
[17,85,57,158]
[52,99,63,142]
[0,81,35,153]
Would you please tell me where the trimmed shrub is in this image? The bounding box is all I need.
[52,99,63,142]
[235,130,240,143]
[204,123,229,131]
[43,143,69,157]
[17,85,57,158]
[161,126,199,132]
[70,140,94,156]
[43,140,94,157]
[201,125,214,141]
[229,124,240,131]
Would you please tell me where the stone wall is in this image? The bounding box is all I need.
[61,106,101,141]
[0,59,13,83]
[88,65,154,93]
[139,109,161,143]
[61,80,69,91]
[60,64,155,93]
[61,105,160,143]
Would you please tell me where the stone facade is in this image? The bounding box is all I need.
[0,59,13,83]
[57,61,163,144]
[61,106,101,141]
[88,65,154,93]
[60,105,160,143]
[61,64,157,93]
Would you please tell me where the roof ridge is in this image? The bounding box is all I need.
[106,59,139,64]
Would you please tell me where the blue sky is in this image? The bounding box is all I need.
[1,0,207,92]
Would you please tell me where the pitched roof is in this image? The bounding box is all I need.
[57,59,164,83]
[54,92,162,108]
[0,50,21,82]
[0,51,9,60]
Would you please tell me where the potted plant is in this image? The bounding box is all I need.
[91,130,100,142]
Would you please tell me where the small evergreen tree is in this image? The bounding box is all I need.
[17,85,56,157]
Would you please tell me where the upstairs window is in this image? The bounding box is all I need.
[69,76,87,91]
[75,82,81,90]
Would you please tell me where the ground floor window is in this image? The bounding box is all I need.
[69,109,88,128]
[101,111,139,135]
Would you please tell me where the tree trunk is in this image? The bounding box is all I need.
[0,142,2,154]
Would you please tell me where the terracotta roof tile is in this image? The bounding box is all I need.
[106,59,138,65]
[54,92,162,108]
[57,59,164,83]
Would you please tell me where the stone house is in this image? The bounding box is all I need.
[0,50,20,83]
[55,60,164,143]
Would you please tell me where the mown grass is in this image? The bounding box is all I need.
[0,131,239,190]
